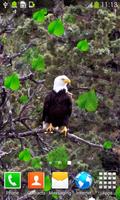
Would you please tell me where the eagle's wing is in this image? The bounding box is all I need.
[42,92,52,122]
[66,93,72,117]
[42,91,72,129]
[61,92,72,127]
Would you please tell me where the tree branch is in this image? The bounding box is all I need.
[1,43,33,66]
[1,127,103,150]
[0,148,15,159]
[17,191,36,200]
[20,72,45,84]
[10,43,33,60]
[0,14,16,35]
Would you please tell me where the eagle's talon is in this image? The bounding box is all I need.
[60,126,68,137]
[46,123,54,133]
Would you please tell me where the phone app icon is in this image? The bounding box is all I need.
[52,172,68,189]
[4,172,21,189]
[28,172,44,189]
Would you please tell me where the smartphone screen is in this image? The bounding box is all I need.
[0,0,120,200]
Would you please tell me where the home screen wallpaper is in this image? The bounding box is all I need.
[0,0,120,200]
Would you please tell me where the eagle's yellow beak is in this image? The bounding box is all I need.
[64,79,71,84]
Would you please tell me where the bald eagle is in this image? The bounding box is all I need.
[42,75,72,136]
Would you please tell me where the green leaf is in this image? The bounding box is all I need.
[31,55,45,72]
[77,39,89,52]
[46,146,69,170]
[44,176,51,192]
[23,47,40,64]
[103,140,113,150]
[31,157,42,169]
[19,95,29,104]
[64,14,76,24]
[4,73,20,91]
[76,91,88,109]
[32,8,47,23]
[52,194,59,200]
[85,90,98,111]
[4,76,12,88]
[48,19,64,37]
[76,90,98,112]
[19,148,32,162]
[115,186,120,200]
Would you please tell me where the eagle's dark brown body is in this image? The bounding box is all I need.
[42,89,72,127]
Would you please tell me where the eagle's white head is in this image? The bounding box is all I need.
[53,75,71,93]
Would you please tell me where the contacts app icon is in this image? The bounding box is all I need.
[28,172,44,189]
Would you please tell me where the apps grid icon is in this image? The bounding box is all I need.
[99,172,116,190]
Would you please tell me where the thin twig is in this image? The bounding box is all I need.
[17,191,37,200]
[10,43,33,60]
[20,72,45,84]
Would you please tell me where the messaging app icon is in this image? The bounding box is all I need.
[52,172,68,189]
[4,172,21,189]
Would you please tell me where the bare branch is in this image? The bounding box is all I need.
[0,13,16,35]
[1,127,103,150]
[18,84,42,119]
[20,72,45,84]
[17,191,36,200]
[0,148,15,159]
[6,99,15,133]
[68,133,103,149]
[10,43,33,60]
[1,43,33,66]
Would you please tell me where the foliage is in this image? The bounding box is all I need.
[44,176,52,192]
[23,48,45,72]
[77,39,89,52]
[76,90,99,112]
[31,157,42,169]
[18,95,29,104]
[46,146,69,170]
[31,55,45,72]
[19,148,32,162]
[23,47,40,64]
[115,186,120,200]
[64,14,76,23]
[0,2,120,199]
[52,194,59,199]
[48,19,65,37]
[32,8,48,23]
[103,140,113,150]
[4,73,20,91]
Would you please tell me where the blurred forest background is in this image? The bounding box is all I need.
[0,0,120,199]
